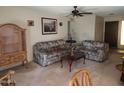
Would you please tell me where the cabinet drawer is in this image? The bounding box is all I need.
[0,53,26,67]
[0,57,11,66]
[11,53,26,63]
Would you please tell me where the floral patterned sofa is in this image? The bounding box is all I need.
[33,39,70,66]
[81,40,109,62]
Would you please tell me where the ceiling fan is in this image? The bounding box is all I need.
[68,6,93,17]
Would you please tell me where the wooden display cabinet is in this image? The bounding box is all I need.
[0,23,27,69]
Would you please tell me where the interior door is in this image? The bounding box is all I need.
[105,21,119,48]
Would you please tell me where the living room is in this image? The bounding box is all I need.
[0,6,124,87]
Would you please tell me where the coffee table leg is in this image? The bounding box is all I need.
[83,56,85,64]
[60,59,63,68]
[69,61,72,72]
[68,58,73,72]
[121,73,124,82]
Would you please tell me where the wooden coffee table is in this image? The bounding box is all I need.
[60,52,85,72]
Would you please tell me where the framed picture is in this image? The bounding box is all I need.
[41,17,57,35]
[27,20,34,26]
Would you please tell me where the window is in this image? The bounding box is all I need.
[121,21,124,45]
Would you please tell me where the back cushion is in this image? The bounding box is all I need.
[34,39,65,50]
[82,40,105,50]
[82,40,94,50]
[35,42,49,50]
[48,40,59,48]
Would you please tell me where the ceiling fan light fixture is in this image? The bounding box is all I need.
[66,6,93,18]
[73,15,77,19]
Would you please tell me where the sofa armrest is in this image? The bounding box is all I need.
[33,45,47,54]
[33,46,48,61]
[105,43,109,52]
[97,43,109,55]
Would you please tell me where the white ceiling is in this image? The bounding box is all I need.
[30,6,124,17]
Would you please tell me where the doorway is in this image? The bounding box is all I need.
[105,21,119,48]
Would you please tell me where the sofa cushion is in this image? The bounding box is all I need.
[82,40,105,49]
[36,42,49,50]
[48,41,59,48]
[46,52,61,59]
[82,41,94,50]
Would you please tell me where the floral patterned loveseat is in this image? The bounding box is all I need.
[81,40,109,62]
[33,39,69,66]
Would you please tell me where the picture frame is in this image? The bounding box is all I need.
[27,20,34,26]
[59,22,63,26]
[41,17,57,35]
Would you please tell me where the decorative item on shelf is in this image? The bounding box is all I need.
[27,20,34,26]
[59,22,63,26]
[41,17,57,35]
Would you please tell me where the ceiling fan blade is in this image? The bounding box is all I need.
[79,12,93,14]
[65,13,73,17]
[78,14,84,17]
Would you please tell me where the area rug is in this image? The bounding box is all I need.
[0,51,122,85]
[116,64,122,72]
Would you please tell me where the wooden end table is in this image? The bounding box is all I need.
[121,56,124,82]
[60,52,85,72]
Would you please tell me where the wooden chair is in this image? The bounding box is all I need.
[69,69,92,86]
[0,70,16,86]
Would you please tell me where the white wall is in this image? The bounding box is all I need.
[0,7,68,61]
[70,15,96,42]
[105,16,124,49]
